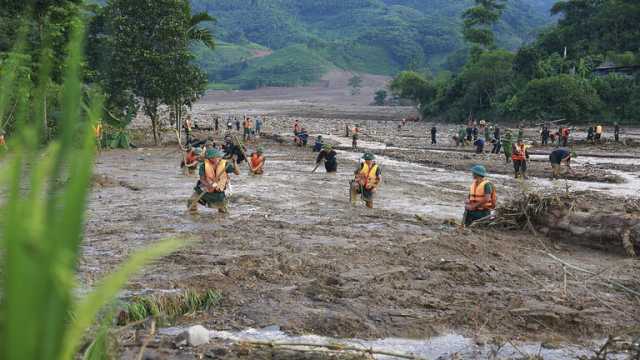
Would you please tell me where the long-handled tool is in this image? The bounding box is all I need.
[311,160,324,173]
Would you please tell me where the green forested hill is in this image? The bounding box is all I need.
[191,0,557,89]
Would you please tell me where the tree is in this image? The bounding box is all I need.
[462,0,506,54]
[102,0,211,145]
[516,74,602,122]
[373,89,388,106]
[390,71,437,117]
[348,74,362,95]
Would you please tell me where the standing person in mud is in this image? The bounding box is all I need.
[464,165,496,226]
[587,126,595,142]
[226,117,233,131]
[595,124,604,143]
[183,115,194,145]
[549,148,574,179]
[243,116,252,141]
[188,149,240,214]
[255,116,262,136]
[472,124,479,141]
[249,147,266,175]
[351,152,381,209]
[313,135,324,152]
[314,144,338,173]
[561,126,570,147]
[541,126,550,145]
[235,117,241,132]
[614,122,621,142]
[214,116,219,134]
[501,130,513,163]
[431,125,437,145]
[293,119,301,135]
[352,124,360,150]
[458,125,467,146]
[511,138,529,179]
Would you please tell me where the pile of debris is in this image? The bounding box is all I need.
[487,191,640,256]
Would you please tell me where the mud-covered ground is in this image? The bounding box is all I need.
[85,90,640,359]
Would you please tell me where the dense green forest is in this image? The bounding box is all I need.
[391,0,640,124]
[189,0,558,89]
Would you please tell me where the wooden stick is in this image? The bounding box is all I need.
[545,252,640,297]
[239,340,423,360]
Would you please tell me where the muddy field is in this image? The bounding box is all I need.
[84,89,640,359]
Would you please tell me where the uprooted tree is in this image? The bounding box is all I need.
[484,191,640,257]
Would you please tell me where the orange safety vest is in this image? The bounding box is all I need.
[511,144,526,161]
[204,159,228,192]
[185,150,198,164]
[469,179,496,211]
[251,153,264,169]
[358,163,379,188]
[94,123,103,139]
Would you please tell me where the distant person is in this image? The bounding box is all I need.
[315,144,338,173]
[466,125,473,142]
[352,124,360,149]
[561,127,570,147]
[255,116,262,135]
[295,128,309,146]
[472,125,478,141]
[473,138,485,154]
[431,126,437,145]
[214,116,219,133]
[587,126,594,142]
[595,124,604,142]
[457,125,467,146]
[243,117,252,141]
[226,119,233,131]
[235,118,241,132]
[493,125,500,142]
[517,126,524,142]
[549,148,574,179]
[313,135,324,152]
[184,115,193,144]
[511,139,529,179]
[614,123,620,142]
[501,130,513,163]
[0,129,6,151]
[293,119,301,135]
[541,126,550,145]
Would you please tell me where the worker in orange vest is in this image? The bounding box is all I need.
[351,152,381,209]
[511,139,530,179]
[464,165,497,226]
[249,147,265,175]
[0,129,6,151]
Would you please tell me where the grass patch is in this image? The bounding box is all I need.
[117,289,222,326]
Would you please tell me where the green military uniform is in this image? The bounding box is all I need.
[190,149,236,213]
[501,131,513,163]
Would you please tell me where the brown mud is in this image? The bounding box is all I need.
[85,90,640,359]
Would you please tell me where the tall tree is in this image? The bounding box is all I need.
[462,0,507,55]
[101,0,212,145]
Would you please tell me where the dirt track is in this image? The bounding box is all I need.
[85,88,640,359]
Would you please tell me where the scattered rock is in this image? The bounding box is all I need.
[178,325,210,347]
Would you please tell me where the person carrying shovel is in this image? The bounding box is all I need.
[350,152,381,209]
[314,144,338,173]
[188,149,239,214]
[463,165,497,226]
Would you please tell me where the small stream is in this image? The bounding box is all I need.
[159,326,620,359]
